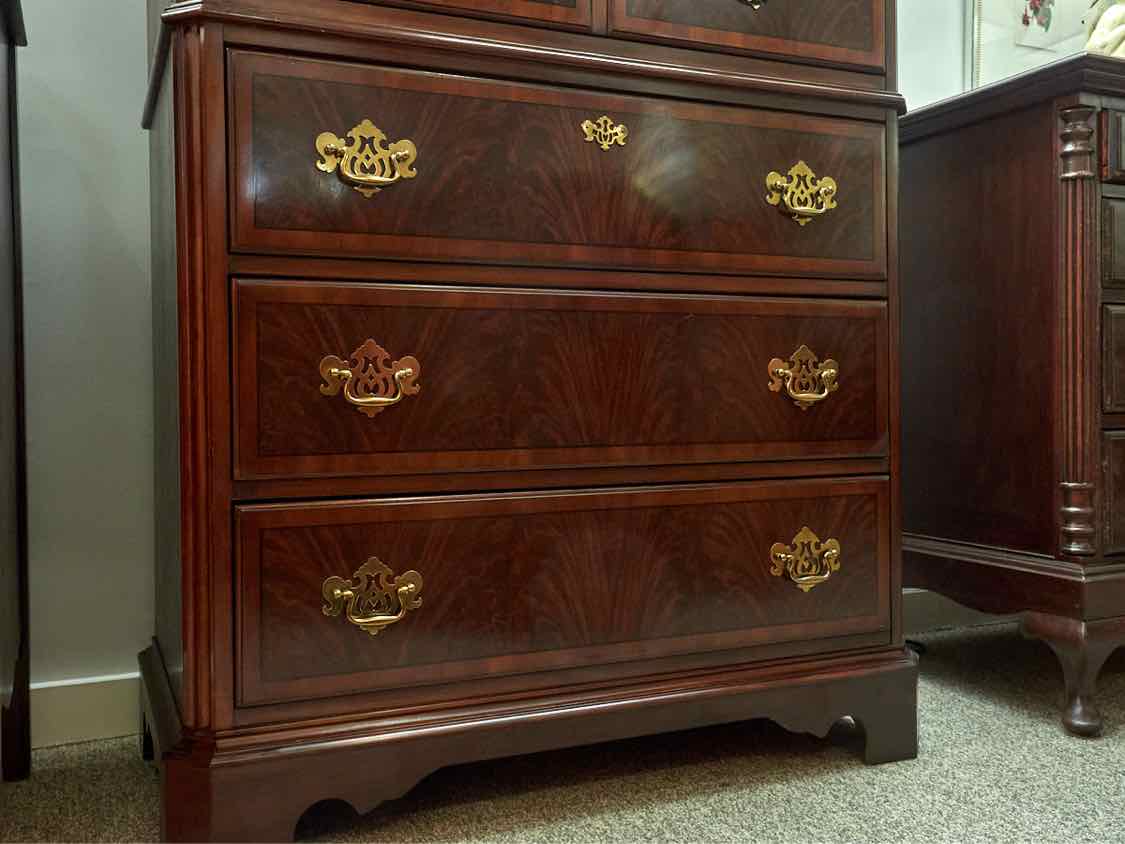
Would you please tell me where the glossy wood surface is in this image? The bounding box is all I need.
[169,17,234,735]
[144,643,917,842]
[234,279,888,480]
[1055,104,1099,558]
[901,100,1057,555]
[1104,306,1125,413]
[233,627,896,729]
[232,459,891,508]
[146,0,904,137]
[900,56,1125,144]
[230,51,886,278]
[352,0,592,29]
[1101,108,1125,184]
[1103,198,1125,287]
[610,0,883,72]
[900,61,1125,735]
[143,0,911,836]
[1021,611,1125,735]
[236,478,890,706]
[1104,432,1125,555]
[0,0,27,782]
[230,256,889,299]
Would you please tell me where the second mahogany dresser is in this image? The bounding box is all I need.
[141,0,915,839]
[901,55,1125,737]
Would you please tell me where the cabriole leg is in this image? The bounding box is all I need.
[1021,612,1125,736]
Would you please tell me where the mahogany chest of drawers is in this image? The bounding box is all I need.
[901,56,1125,737]
[141,1,916,839]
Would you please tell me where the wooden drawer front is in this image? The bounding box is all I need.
[1101,110,1125,184]
[609,0,885,72]
[354,0,592,28]
[1105,306,1125,412]
[230,51,886,279]
[236,478,891,705]
[1105,432,1125,554]
[234,279,889,480]
[1103,199,1125,287]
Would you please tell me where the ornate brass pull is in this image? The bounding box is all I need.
[320,338,421,419]
[768,344,838,410]
[765,160,838,226]
[739,0,768,7]
[315,118,418,198]
[581,115,628,151]
[770,527,841,593]
[323,557,423,637]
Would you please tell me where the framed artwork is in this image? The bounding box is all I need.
[968,0,1093,87]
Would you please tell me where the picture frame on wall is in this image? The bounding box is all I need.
[967,0,1093,87]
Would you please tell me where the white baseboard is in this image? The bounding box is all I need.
[30,672,140,748]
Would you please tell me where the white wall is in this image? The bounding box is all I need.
[975,0,1088,86]
[18,0,153,686]
[897,0,968,110]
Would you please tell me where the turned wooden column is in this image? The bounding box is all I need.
[1057,104,1099,559]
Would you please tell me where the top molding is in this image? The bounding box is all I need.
[142,0,905,129]
[902,54,1125,145]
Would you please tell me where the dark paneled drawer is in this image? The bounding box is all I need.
[1105,305,1125,412]
[234,279,889,480]
[609,0,885,73]
[1105,432,1125,554]
[350,0,592,28]
[1101,110,1125,183]
[230,50,886,279]
[1103,199,1125,286]
[236,477,891,705]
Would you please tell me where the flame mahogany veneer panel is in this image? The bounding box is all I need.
[229,50,886,278]
[610,0,884,72]
[234,279,888,479]
[236,478,891,705]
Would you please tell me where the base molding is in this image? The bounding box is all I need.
[904,533,1125,736]
[141,644,918,842]
[903,532,1125,619]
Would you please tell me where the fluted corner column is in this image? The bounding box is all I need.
[1058,105,1099,558]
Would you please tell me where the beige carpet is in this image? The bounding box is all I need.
[3,623,1125,843]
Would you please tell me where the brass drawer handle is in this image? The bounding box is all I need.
[319,339,421,419]
[315,118,418,198]
[770,527,841,593]
[323,557,423,637]
[581,115,628,151]
[739,0,768,8]
[768,344,838,410]
[765,160,838,226]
